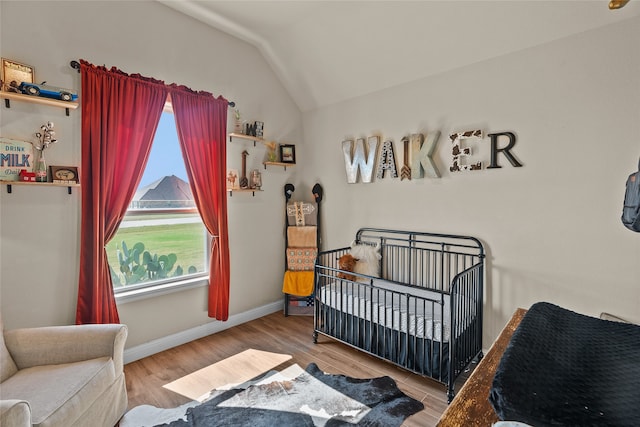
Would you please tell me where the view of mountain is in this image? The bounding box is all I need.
[131,175,194,209]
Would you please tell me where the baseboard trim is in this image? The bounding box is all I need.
[123,300,283,364]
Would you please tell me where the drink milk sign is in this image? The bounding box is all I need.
[0,137,34,181]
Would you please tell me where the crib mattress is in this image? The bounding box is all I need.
[490,302,640,427]
[319,280,461,342]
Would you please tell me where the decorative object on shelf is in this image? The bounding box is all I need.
[18,81,78,102]
[34,154,47,182]
[239,150,249,189]
[254,121,264,138]
[1,58,34,92]
[250,169,262,190]
[18,169,36,182]
[226,169,239,190]
[0,137,34,181]
[18,82,78,102]
[265,141,278,162]
[34,121,57,150]
[232,108,242,133]
[240,121,264,137]
[50,165,78,184]
[33,121,57,182]
[280,144,296,164]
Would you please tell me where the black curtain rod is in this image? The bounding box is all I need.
[69,61,235,108]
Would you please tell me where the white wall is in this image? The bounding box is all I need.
[301,16,640,343]
[0,1,303,348]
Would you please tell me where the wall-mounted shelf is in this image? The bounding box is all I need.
[228,133,296,190]
[228,133,266,147]
[1,180,80,194]
[0,91,79,116]
[227,188,262,197]
[263,161,294,171]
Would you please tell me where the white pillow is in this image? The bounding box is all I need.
[350,242,381,277]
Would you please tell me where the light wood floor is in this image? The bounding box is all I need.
[124,311,474,426]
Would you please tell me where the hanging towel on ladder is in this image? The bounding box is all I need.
[282,271,315,296]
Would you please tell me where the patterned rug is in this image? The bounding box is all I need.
[121,363,424,427]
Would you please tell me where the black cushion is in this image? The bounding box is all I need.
[490,302,640,427]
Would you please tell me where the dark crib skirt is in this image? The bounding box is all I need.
[316,304,450,382]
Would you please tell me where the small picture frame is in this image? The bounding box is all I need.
[50,166,79,184]
[279,144,296,164]
[1,58,35,92]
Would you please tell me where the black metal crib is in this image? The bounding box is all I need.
[313,228,485,402]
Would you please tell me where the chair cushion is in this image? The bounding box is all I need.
[1,318,18,382]
[0,400,31,426]
[0,357,116,427]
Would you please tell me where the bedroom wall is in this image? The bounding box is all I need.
[301,16,640,343]
[0,1,303,347]
[1,1,638,354]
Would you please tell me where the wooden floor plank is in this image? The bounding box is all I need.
[124,311,470,426]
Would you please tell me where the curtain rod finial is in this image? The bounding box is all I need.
[228,101,235,108]
[70,60,80,73]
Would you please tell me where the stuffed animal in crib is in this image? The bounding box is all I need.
[337,254,358,281]
[350,242,381,277]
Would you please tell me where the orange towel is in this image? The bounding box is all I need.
[282,270,315,297]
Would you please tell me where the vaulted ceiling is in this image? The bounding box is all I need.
[158,1,639,112]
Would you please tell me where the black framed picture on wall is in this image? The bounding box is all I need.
[279,144,296,164]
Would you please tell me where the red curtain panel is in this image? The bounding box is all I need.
[170,86,230,320]
[76,61,167,324]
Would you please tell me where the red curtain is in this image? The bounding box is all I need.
[76,61,168,324]
[170,86,230,320]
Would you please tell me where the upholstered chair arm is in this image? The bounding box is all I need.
[4,324,127,373]
[0,400,31,427]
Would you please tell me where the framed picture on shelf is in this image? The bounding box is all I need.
[279,144,296,164]
[1,58,34,92]
[50,166,79,183]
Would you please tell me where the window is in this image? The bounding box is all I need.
[107,111,209,292]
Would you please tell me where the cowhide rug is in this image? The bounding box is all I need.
[122,363,424,427]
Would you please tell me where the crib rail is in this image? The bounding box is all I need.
[448,261,484,401]
[313,228,484,402]
[356,228,484,292]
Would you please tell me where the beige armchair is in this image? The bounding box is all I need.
[0,316,128,427]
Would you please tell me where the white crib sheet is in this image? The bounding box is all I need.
[319,280,453,342]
